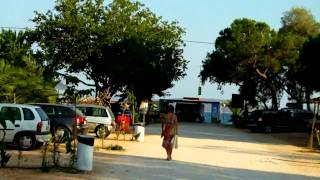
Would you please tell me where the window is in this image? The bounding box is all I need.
[56,106,74,117]
[36,108,49,121]
[85,107,93,116]
[0,107,21,120]
[92,107,107,117]
[23,108,35,120]
[43,106,55,116]
[82,107,108,117]
[77,107,85,114]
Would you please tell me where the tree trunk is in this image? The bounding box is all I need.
[255,68,279,110]
[95,83,99,98]
[267,81,279,110]
[306,87,312,111]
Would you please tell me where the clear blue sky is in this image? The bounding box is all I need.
[1,0,320,105]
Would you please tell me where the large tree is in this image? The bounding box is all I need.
[298,35,320,99]
[279,7,320,109]
[0,30,57,103]
[280,7,320,37]
[32,0,187,104]
[201,18,283,110]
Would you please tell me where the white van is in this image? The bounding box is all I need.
[76,104,115,138]
[0,104,51,150]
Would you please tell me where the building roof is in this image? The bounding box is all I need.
[161,97,220,103]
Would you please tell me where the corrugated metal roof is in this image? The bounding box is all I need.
[161,97,220,103]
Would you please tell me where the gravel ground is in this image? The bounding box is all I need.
[0,123,320,180]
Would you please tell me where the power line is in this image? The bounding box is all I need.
[0,26,215,45]
[0,26,31,30]
[184,40,214,45]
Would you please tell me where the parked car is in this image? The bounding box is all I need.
[76,104,116,138]
[30,103,87,141]
[281,108,314,129]
[0,103,51,150]
[247,110,276,132]
[248,108,313,133]
[233,110,251,128]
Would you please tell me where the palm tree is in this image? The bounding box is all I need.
[0,30,57,103]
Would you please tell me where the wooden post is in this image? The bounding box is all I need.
[142,114,145,125]
[309,101,319,149]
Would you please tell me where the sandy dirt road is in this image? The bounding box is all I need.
[0,123,320,180]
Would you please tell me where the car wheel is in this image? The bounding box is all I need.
[17,134,36,150]
[95,125,111,138]
[265,124,272,133]
[54,126,70,143]
[195,117,200,123]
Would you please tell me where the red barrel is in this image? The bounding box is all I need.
[117,115,131,132]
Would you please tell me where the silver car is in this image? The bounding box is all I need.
[76,104,115,138]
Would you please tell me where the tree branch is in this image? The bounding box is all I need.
[58,73,95,87]
[255,68,267,79]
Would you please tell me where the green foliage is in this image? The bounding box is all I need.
[0,110,11,167]
[0,30,57,103]
[0,103,16,168]
[298,35,320,91]
[65,134,76,168]
[201,18,282,109]
[279,7,320,107]
[0,111,7,129]
[41,135,77,171]
[134,112,140,123]
[201,7,320,110]
[41,142,51,172]
[280,7,320,37]
[32,0,187,103]
[99,126,106,149]
[0,141,11,168]
[126,91,136,107]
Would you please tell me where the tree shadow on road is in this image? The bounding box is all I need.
[146,123,313,149]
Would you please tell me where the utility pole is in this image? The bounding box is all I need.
[198,66,202,98]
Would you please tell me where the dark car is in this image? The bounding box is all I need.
[247,110,277,132]
[30,103,88,141]
[233,111,252,128]
[248,108,313,133]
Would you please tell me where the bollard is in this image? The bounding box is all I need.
[77,135,94,171]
